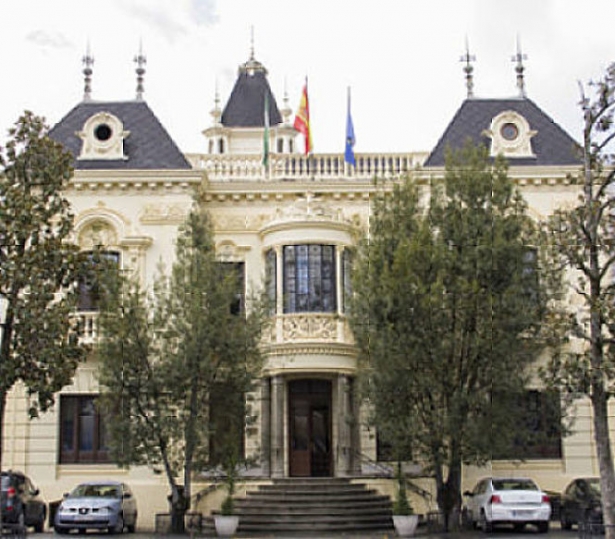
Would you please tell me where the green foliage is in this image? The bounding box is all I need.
[393,463,413,515]
[349,141,558,522]
[0,111,85,455]
[96,190,266,523]
[220,495,234,516]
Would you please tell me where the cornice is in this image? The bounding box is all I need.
[67,169,204,193]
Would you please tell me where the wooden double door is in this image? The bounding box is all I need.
[289,379,332,477]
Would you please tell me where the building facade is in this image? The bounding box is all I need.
[1,50,605,528]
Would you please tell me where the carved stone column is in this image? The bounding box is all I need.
[336,374,352,476]
[270,375,285,477]
[260,378,271,476]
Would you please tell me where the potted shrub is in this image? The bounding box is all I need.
[392,463,419,537]
[214,456,240,537]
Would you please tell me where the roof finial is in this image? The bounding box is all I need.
[460,36,476,98]
[250,25,255,60]
[82,42,94,101]
[134,40,147,100]
[239,26,267,76]
[512,36,527,98]
[211,79,222,124]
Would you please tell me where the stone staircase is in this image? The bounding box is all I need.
[232,477,395,535]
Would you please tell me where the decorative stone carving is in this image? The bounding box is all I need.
[78,221,118,250]
[483,110,537,158]
[282,314,337,341]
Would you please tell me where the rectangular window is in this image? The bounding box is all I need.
[283,245,337,313]
[493,390,562,460]
[342,249,353,314]
[77,251,120,311]
[219,262,245,315]
[265,249,276,314]
[59,395,109,464]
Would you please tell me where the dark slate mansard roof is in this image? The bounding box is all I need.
[221,69,282,128]
[424,97,581,167]
[49,100,191,170]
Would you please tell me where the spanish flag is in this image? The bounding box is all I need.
[293,80,313,155]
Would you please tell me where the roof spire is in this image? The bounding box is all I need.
[512,36,527,97]
[281,77,292,124]
[134,40,147,100]
[460,36,476,98]
[211,79,222,125]
[82,42,94,101]
[250,25,255,60]
[239,26,267,76]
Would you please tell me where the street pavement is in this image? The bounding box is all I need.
[26,521,584,539]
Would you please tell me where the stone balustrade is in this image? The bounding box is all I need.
[76,311,355,346]
[186,152,428,182]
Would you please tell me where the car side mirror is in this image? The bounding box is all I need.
[123,492,132,499]
[32,488,40,495]
[63,493,69,498]
[463,491,473,497]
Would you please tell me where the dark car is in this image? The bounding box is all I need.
[54,481,137,534]
[560,477,603,531]
[1,470,47,532]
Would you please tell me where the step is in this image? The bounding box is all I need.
[229,477,395,534]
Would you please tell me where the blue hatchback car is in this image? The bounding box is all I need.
[54,481,137,534]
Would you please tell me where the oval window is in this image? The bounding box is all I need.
[94,124,113,142]
[500,122,519,141]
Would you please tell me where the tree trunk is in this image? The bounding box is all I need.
[436,460,462,532]
[592,385,615,539]
[0,390,5,472]
[168,485,188,534]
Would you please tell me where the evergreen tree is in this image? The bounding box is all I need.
[350,142,556,529]
[0,111,85,470]
[97,191,266,532]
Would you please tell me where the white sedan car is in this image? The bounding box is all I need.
[463,477,551,533]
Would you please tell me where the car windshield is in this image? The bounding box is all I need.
[492,479,538,491]
[0,476,9,491]
[71,484,121,498]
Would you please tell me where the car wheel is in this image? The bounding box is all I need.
[54,525,70,534]
[480,511,492,533]
[34,507,47,533]
[513,523,525,532]
[560,510,573,530]
[110,514,124,534]
[537,521,549,533]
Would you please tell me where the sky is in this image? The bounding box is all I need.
[1,0,614,155]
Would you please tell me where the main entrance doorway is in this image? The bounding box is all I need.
[288,379,332,477]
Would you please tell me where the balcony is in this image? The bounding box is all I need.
[76,311,355,348]
[185,152,428,182]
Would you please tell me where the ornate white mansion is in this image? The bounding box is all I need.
[2,46,599,528]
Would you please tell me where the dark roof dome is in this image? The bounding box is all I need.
[49,100,191,170]
[425,98,580,167]
[221,53,282,128]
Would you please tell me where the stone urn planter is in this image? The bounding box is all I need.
[214,514,239,537]
[393,514,419,537]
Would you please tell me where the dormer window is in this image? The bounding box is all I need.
[76,112,130,160]
[484,110,537,158]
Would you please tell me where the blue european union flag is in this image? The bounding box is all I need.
[345,88,356,166]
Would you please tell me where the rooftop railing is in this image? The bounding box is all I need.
[186,152,428,182]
